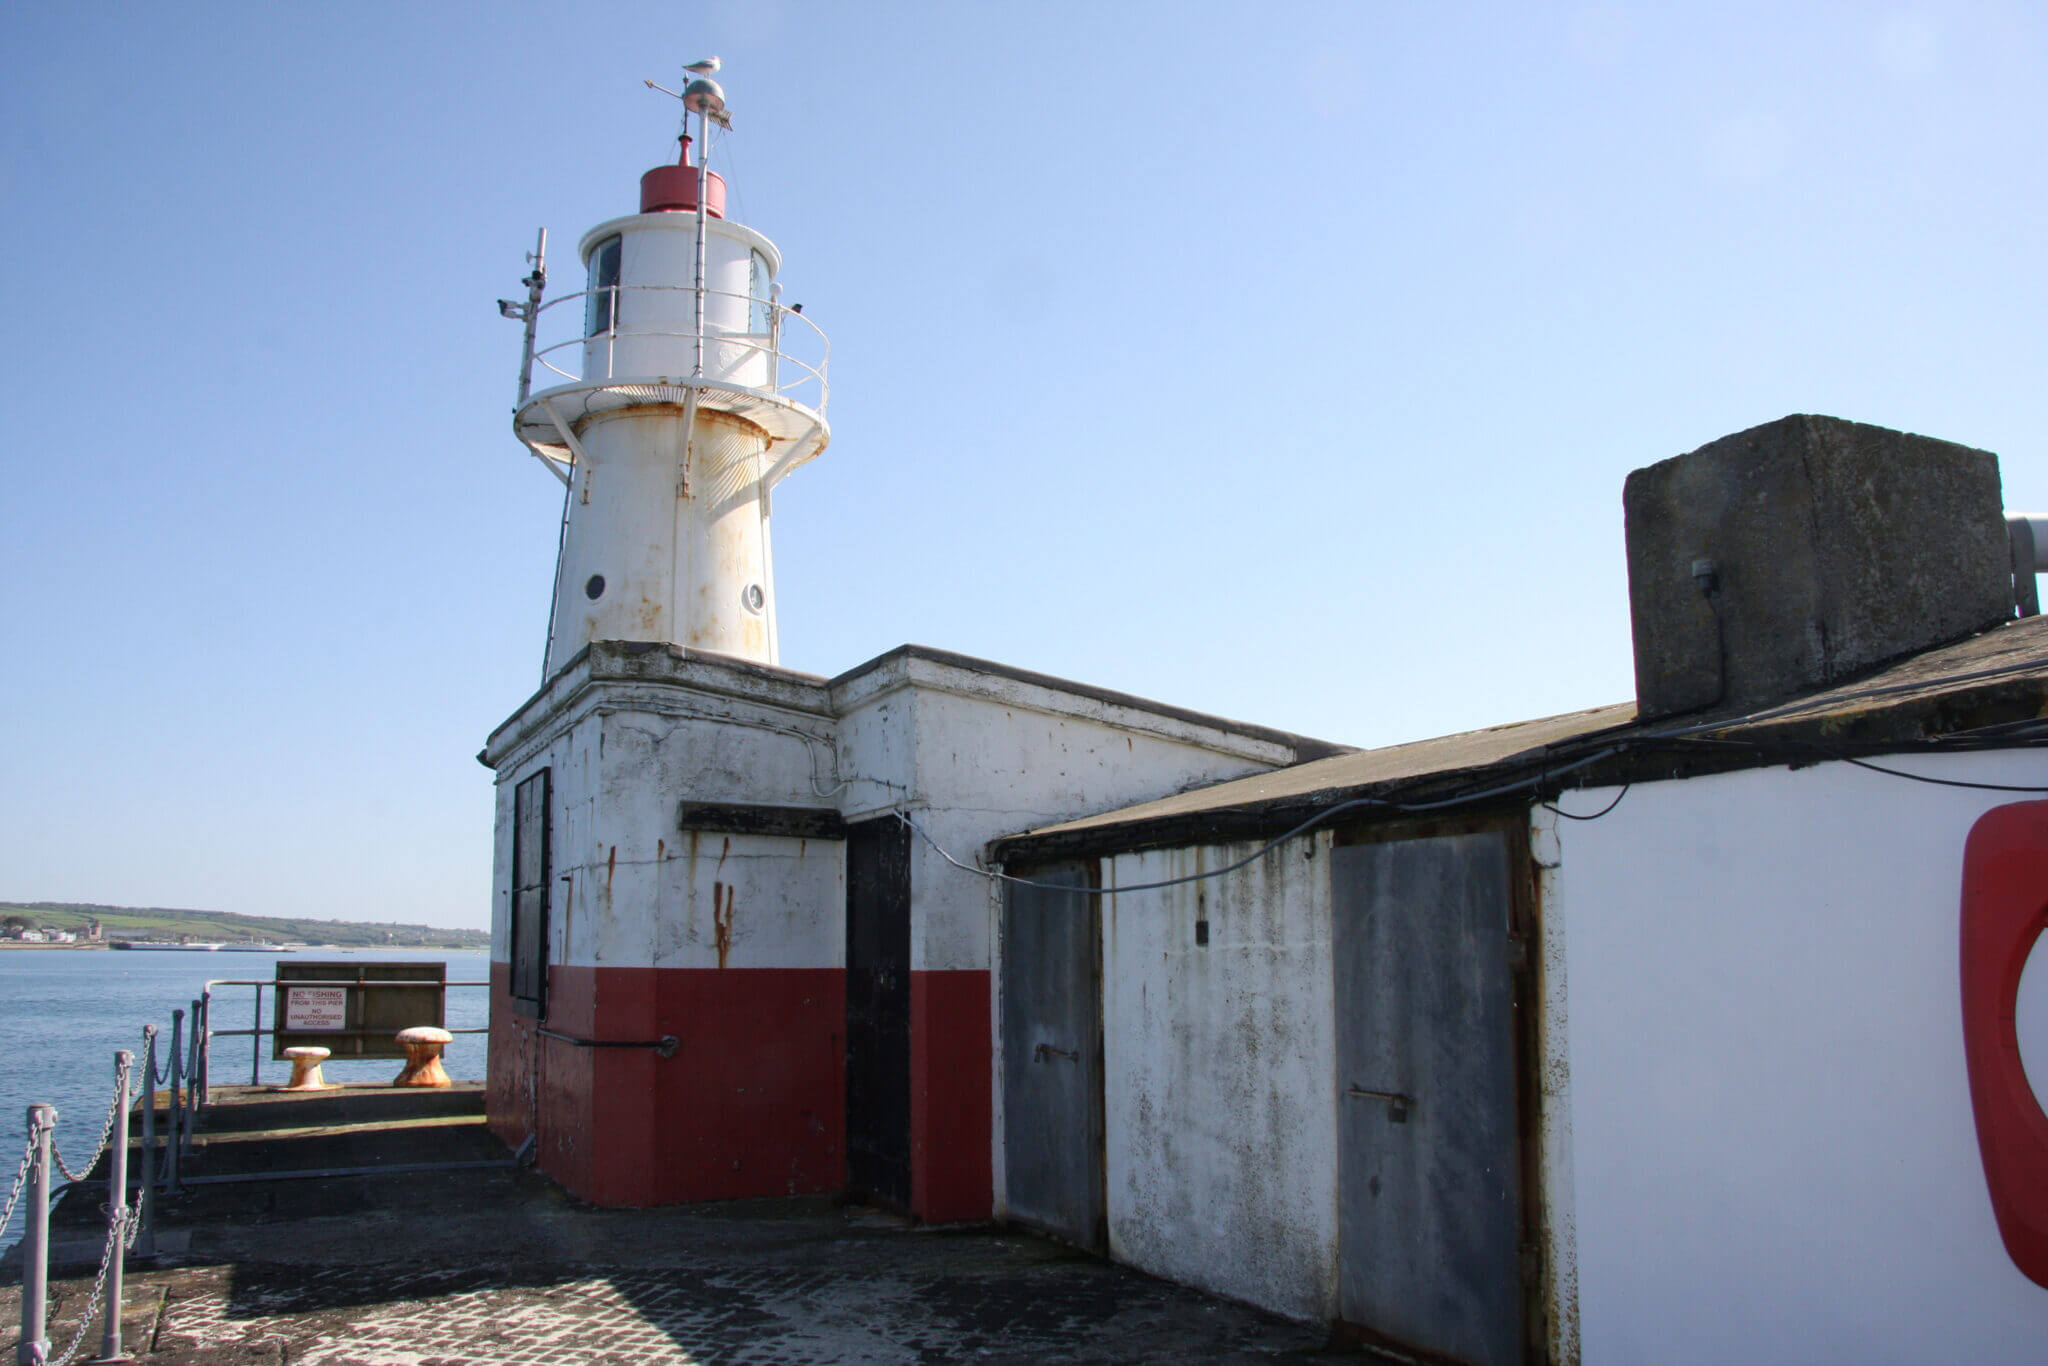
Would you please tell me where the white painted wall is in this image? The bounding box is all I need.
[892,668,1294,974]
[490,711,600,970]
[493,650,1315,979]
[1529,806,1580,1366]
[561,703,842,970]
[1553,751,2048,1364]
[647,828,844,970]
[544,408,775,674]
[488,666,846,974]
[1096,837,1339,1323]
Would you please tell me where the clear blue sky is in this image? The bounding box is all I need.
[6,2,2045,928]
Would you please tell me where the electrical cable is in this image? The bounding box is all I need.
[1789,745,2048,793]
[1542,784,1631,821]
[898,712,2048,895]
[895,744,1624,895]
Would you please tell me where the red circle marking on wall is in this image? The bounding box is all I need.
[1960,801,2048,1289]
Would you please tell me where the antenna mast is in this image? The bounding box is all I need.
[515,228,547,403]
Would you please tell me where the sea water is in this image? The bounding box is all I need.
[0,946,489,1253]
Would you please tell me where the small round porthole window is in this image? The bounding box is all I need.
[585,574,606,601]
[740,583,766,614]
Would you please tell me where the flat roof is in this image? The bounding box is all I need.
[993,614,2048,863]
[487,639,1348,767]
[826,644,1349,760]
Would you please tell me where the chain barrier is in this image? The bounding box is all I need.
[0,1107,49,1241]
[48,1053,131,1184]
[147,1024,169,1087]
[41,1200,135,1366]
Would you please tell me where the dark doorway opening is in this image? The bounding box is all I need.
[845,816,912,1206]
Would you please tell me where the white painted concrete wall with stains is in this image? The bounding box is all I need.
[1528,805,1579,1366]
[903,680,1292,974]
[492,653,1305,978]
[832,687,917,821]
[490,686,842,971]
[564,705,841,969]
[491,712,602,967]
[1553,752,2048,1365]
[1096,837,1340,1324]
[652,829,844,970]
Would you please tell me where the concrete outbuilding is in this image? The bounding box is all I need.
[988,416,2048,1363]
[482,640,1334,1217]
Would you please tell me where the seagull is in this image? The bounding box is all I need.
[684,57,722,76]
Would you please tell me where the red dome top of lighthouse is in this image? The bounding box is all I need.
[640,136,726,217]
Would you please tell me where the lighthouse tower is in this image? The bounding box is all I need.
[508,68,827,675]
[483,63,1333,1222]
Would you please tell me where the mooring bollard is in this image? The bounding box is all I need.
[165,1010,183,1194]
[18,1104,54,1366]
[93,1051,133,1365]
[135,1028,156,1256]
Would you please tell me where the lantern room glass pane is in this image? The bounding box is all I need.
[750,249,772,335]
[585,236,622,338]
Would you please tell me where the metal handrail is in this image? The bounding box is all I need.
[524,284,830,411]
[198,977,490,1097]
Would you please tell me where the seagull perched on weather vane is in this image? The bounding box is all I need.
[645,57,732,128]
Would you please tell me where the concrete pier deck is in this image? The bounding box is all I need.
[5,1084,1336,1363]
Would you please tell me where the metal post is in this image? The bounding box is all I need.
[693,108,709,378]
[165,1011,182,1193]
[96,1053,131,1364]
[18,1105,54,1366]
[251,983,262,1086]
[136,1029,156,1254]
[183,1000,201,1158]
[196,991,210,1116]
[516,227,547,404]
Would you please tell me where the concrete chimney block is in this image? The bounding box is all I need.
[1624,414,2009,720]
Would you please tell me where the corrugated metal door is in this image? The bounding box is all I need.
[1333,828,1525,1365]
[1000,862,1104,1249]
[845,816,912,1207]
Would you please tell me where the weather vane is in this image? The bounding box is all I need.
[645,56,731,129]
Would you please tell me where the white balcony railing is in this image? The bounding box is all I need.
[524,284,829,416]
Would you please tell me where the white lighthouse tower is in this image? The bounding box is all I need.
[482,63,1332,1222]
[506,66,828,675]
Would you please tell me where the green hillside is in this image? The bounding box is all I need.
[0,901,488,948]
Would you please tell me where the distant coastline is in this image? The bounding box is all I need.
[1,899,487,951]
[0,941,485,951]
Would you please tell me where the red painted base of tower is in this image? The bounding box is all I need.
[489,961,845,1206]
[910,970,992,1223]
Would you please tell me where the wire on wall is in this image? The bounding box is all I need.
[899,727,2048,897]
